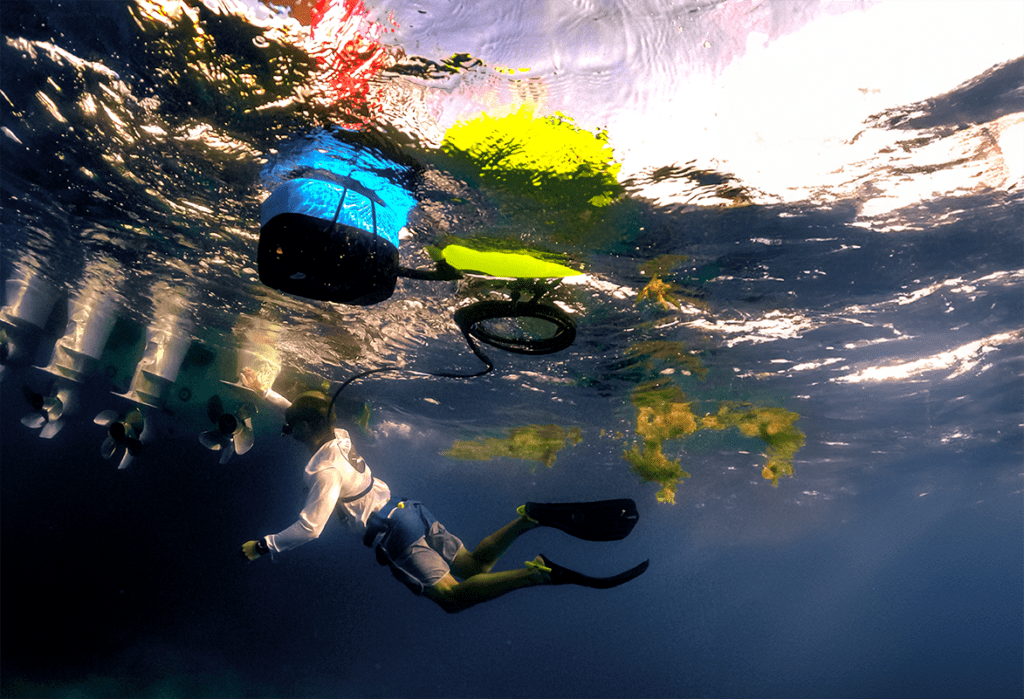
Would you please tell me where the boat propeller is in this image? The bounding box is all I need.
[94,408,145,470]
[21,383,69,439]
[199,394,255,464]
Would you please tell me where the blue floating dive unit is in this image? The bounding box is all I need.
[257,133,417,306]
[256,130,580,394]
[258,177,399,305]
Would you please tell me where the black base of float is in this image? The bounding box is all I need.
[258,212,399,306]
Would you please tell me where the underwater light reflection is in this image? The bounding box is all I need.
[835,330,1022,384]
[684,310,818,348]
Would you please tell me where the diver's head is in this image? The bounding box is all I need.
[282,391,333,449]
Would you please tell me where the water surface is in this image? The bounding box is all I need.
[1,1,1021,697]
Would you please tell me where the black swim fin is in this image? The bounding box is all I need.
[533,554,649,589]
[521,499,640,541]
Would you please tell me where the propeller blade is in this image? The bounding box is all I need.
[236,403,256,422]
[42,396,63,422]
[94,409,119,426]
[40,420,64,439]
[125,409,145,437]
[233,425,255,455]
[218,440,236,465]
[118,451,135,470]
[21,413,46,429]
[101,436,117,459]
[206,394,225,424]
[199,430,228,451]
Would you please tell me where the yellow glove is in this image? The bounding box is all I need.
[241,539,269,561]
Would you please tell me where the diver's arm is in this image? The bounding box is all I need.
[264,469,342,553]
[239,368,292,410]
[263,388,291,410]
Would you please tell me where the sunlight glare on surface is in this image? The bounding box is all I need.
[835,330,1022,383]
[612,0,1024,207]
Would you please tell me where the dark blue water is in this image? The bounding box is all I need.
[2,1,1022,697]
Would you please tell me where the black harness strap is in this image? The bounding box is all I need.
[338,476,375,503]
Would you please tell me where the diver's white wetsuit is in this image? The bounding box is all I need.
[265,428,392,553]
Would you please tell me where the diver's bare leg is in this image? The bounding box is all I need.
[451,514,539,578]
[425,556,549,613]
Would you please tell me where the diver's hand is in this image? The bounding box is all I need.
[240,367,266,394]
[241,539,268,561]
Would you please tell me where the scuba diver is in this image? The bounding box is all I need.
[244,127,647,610]
[239,391,648,613]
